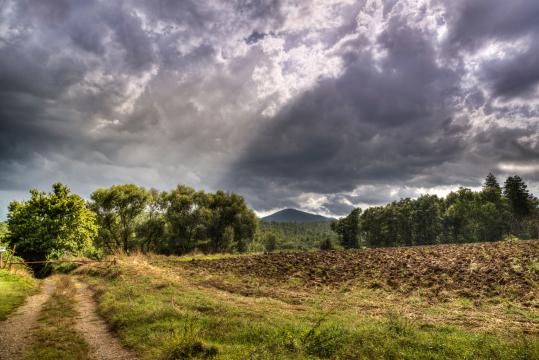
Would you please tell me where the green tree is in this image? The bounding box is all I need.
[410,195,442,245]
[161,185,210,254]
[90,184,150,253]
[484,172,501,190]
[207,191,258,253]
[503,176,533,218]
[331,208,361,249]
[136,189,166,252]
[6,183,97,262]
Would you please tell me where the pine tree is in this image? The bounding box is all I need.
[503,175,532,218]
[483,172,501,190]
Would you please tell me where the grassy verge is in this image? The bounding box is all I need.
[22,275,89,360]
[79,258,539,360]
[0,269,37,320]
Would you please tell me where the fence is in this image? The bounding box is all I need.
[0,245,116,272]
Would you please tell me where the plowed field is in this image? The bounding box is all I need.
[185,240,539,303]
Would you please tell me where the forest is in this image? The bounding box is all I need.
[0,173,537,265]
[332,174,539,248]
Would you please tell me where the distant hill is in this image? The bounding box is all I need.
[261,208,334,223]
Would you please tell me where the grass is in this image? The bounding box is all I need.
[22,275,90,360]
[0,269,37,320]
[78,254,539,360]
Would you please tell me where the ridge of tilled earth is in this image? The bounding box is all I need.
[183,241,539,302]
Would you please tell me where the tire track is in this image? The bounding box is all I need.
[73,280,138,360]
[0,278,55,360]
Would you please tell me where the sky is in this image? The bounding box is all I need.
[1,0,538,219]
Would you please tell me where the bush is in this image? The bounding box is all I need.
[319,237,334,251]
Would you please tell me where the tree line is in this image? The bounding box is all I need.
[1,173,537,264]
[331,174,538,248]
[257,222,338,252]
[3,183,257,263]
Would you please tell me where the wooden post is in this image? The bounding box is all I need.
[9,245,16,273]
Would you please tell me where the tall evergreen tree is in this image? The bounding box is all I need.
[503,176,533,218]
[483,172,501,190]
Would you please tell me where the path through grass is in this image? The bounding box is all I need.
[21,275,90,360]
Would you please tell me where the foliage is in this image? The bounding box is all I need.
[160,186,258,254]
[334,173,538,248]
[90,184,150,253]
[331,208,361,248]
[6,183,97,263]
[90,184,258,255]
[0,222,8,242]
[318,237,334,251]
[504,175,535,218]
[257,222,338,251]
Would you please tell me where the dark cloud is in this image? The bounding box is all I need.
[480,40,539,99]
[225,11,468,210]
[245,31,267,44]
[0,0,538,218]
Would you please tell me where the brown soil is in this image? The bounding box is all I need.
[73,280,139,360]
[0,278,55,360]
[183,240,539,303]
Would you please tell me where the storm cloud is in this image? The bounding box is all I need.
[1,0,538,218]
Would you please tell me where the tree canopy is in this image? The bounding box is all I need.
[6,183,97,262]
[332,174,537,248]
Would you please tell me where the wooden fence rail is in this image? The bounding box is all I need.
[8,260,117,265]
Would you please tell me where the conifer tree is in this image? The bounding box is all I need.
[484,172,501,190]
[503,175,532,218]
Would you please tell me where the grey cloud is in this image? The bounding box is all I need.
[444,0,539,51]
[480,40,539,99]
[444,0,539,99]
[225,13,468,210]
[1,0,538,219]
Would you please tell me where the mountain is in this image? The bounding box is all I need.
[261,208,334,223]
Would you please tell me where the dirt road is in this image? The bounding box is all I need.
[73,280,138,360]
[0,279,55,360]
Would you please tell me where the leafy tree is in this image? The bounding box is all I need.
[136,189,166,252]
[207,191,258,253]
[161,187,258,254]
[161,185,209,254]
[6,183,97,262]
[90,184,150,253]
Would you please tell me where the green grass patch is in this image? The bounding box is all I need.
[22,276,89,360]
[80,261,539,360]
[0,269,37,320]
